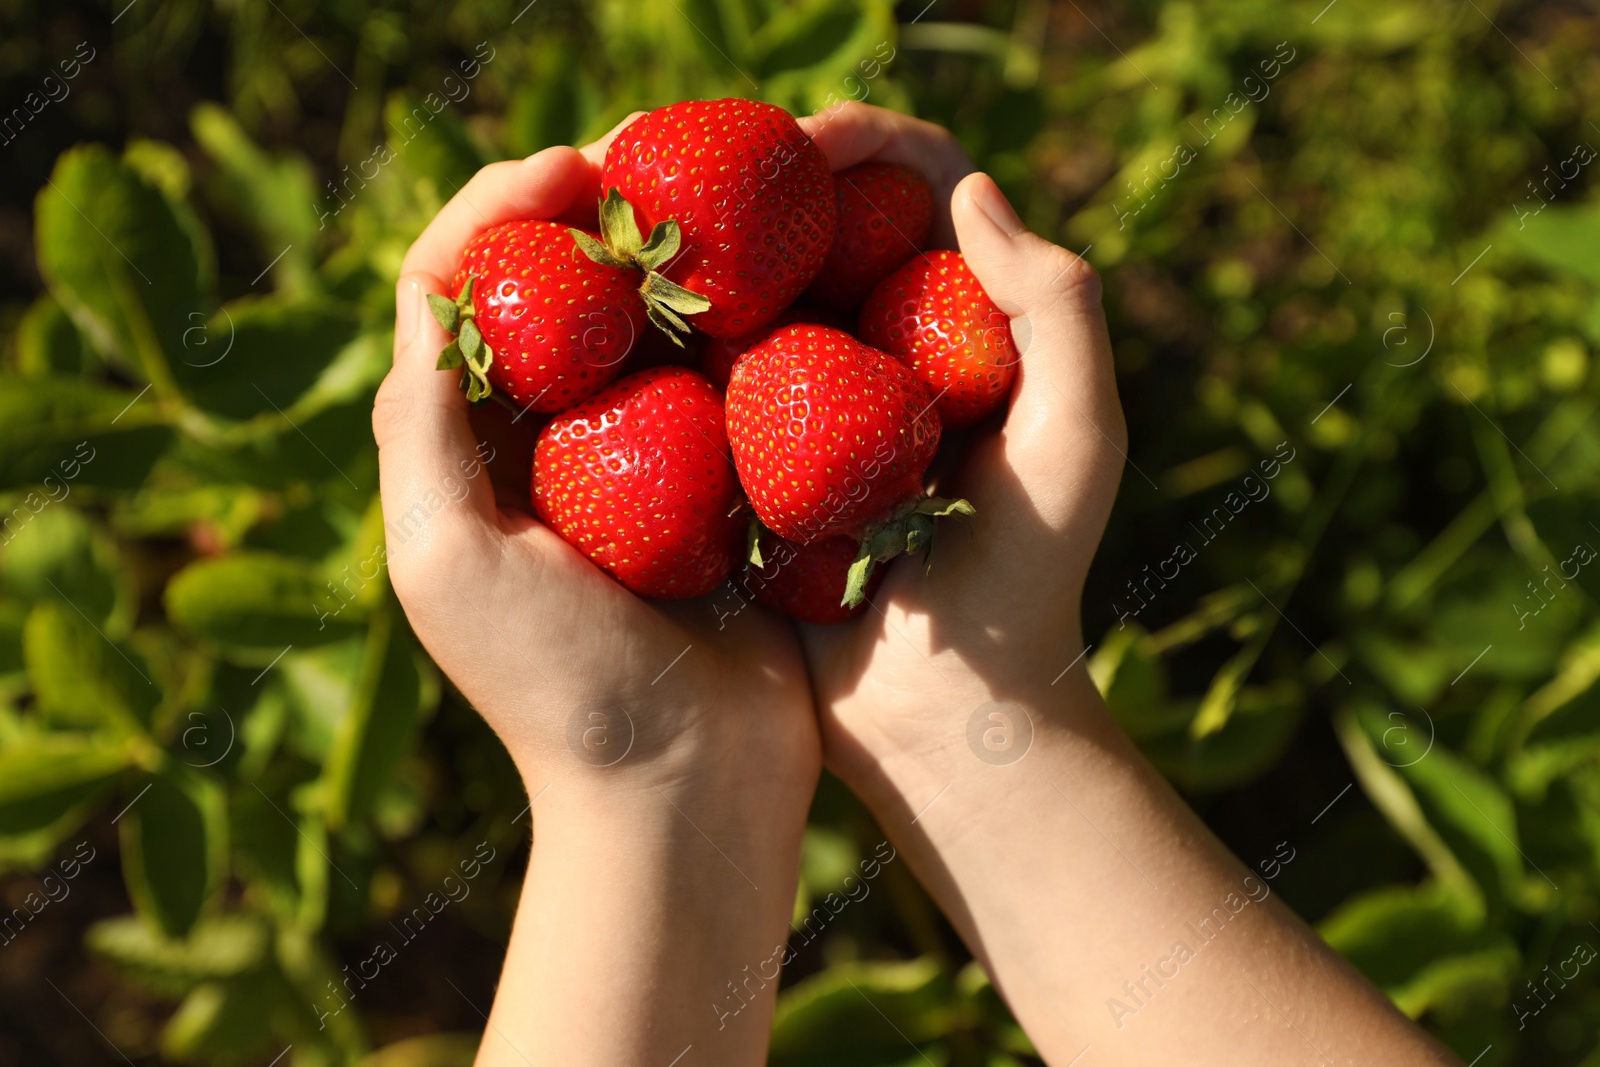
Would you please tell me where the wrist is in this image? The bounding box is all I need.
[826,666,1117,833]
[503,690,821,834]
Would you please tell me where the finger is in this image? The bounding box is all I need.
[375,271,499,568]
[578,110,646,169]
[400,146,598,278]
[566,111,646,233]
[797,101,975,246]
[951,173,1126,514]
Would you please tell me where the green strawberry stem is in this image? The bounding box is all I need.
[570,188,710,347]
[429,275,496,403]
[844,496,976,608]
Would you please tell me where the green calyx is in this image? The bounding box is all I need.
[570,187,710,347]
[430,275,494,403]
[843,496,977,608]
[747,516,767,569]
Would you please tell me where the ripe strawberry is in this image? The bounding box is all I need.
[585,98,836,340]
[431,219,647,410]
[805,163,934,311]
[858,250,1019,428]
[699,304,851,389]
[745,533,882,624]
[532,366,743,599]
[725,324,972,605]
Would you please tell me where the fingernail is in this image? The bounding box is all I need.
[396,275,422,350]
[971,174,1025,236]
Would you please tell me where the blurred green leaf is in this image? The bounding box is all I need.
[177,297,361,420]
[770,957,959,1065]
[120,766,228,937]
[34,145,208,387]
[278,639,366,761]
[1091,624,1188,740]
[14,297,92,379]
[384,92,491,200]
[191,103,321,295]
[1143,685,1300,792]
[165,552,366,650]
[506,41,601,158]
[1391,740,1534,905]
[88,913,269,997]
[162,974,282,1065]
[0,731,132,836]
[2,505,127,626]
[23,600,159,732]
[358,1034,480,1067]
[0,377,171,492]
[323,608,432,831]
[1320,882,1514,1018]
[1503,204,1600,287]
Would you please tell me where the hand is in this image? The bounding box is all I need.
[375,121,820,806]
[791,104,1450,1067]
[796,101,1125,789]
[373,120,821,1065]
[800,99,980,249]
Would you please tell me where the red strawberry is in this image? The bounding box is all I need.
[700,304,851,389]
[745,534,882,624]
[430,219,648,410]
[858,250,1019,428]
[532,366,744,599]
[725,324,972,604]
[584,98,836,340]
[805,163,934,311]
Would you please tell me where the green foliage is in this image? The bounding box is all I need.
[2,0,1599,1063]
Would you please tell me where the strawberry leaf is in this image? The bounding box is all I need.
[646,305,690,346]
[578,190,710,342]
[636,221,681,272]
[599,188,644,260]
[843,549,877,609]
[426,293,460,333]
[842,496,976,606]
[570,229,629,269]
[459,319,484,365]
[747,519,766,568]
[642,272,712,315]
[435,276,492,401]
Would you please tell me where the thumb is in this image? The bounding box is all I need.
[374,272,499,571]
[951,173,1127,513]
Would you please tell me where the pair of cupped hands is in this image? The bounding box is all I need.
[374,101,1123,840]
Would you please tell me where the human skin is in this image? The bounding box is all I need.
[373,116,821,1066]
[795,102,1458,1067]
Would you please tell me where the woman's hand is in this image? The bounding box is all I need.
[374,121,821,1066]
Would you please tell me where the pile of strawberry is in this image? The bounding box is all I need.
[431,98,1019,623]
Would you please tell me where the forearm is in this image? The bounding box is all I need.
[840,671,1455,1066]
[477,773,810,1066]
